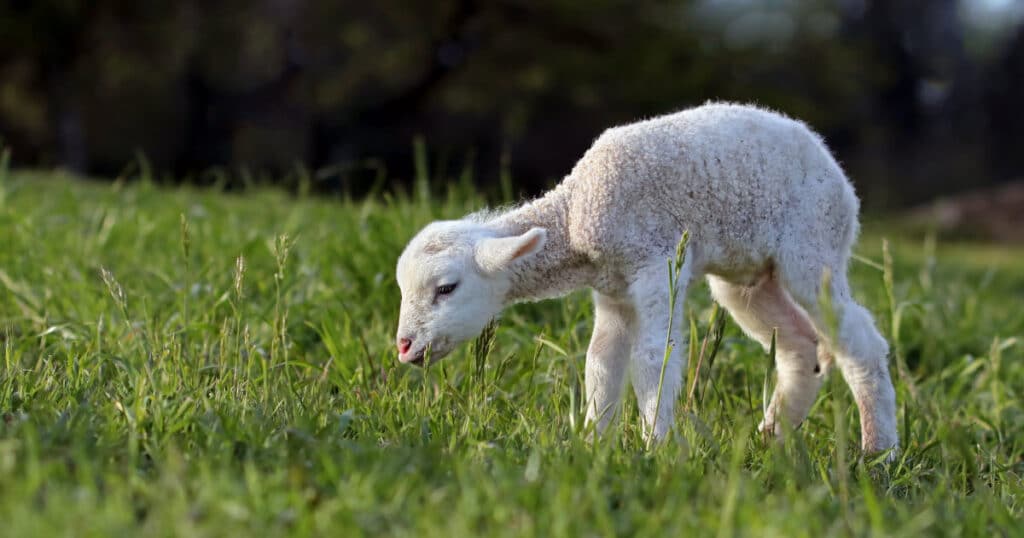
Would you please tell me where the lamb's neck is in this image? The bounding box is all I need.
[490,185,594,303]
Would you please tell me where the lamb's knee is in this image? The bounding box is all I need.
[633,345,683,382]
[835,301,892,381]
[588,323,618,357]
[836,303,889,366]
[774,338,825,391]
[631,344,684,417]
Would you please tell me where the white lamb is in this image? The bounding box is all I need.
[394,102,898,455]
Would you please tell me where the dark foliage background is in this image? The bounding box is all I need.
[1,0,1022,207]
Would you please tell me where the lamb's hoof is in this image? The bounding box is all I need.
[861,445,899,485]
[757,418,784,443]
[862,429,900,464]
[862,443,900,465]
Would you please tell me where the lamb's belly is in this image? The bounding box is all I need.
[696,230,777,286]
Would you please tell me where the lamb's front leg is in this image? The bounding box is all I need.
[629,262,692,442]
[584,292,636,436]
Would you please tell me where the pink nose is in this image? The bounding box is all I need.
[398,338,412,355]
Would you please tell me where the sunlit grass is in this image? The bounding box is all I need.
[0,171,1021,536]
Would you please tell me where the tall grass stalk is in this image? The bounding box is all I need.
[650,231,689,447]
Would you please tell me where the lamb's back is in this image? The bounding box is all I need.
[564,103,856,276]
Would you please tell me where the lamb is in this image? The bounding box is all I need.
[394,102,899,456]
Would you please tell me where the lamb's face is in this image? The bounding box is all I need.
[394,221,546,366]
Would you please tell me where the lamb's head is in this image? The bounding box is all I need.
[395,220,547,366]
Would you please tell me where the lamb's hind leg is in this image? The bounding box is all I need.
[584,292,636,436]
[708,273,830,437]
[780,262,899,455]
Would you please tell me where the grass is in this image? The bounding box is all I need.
[0,169,1022,536]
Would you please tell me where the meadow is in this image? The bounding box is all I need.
[0,165,1022,536]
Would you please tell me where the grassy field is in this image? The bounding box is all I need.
[0,169,1022,536]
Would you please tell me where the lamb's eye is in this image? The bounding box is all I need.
[436,283,458,296]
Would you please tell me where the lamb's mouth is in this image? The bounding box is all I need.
[406,343,452,367]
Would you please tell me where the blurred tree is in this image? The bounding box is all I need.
[0,0,1021,204]
[987,23,1024,182]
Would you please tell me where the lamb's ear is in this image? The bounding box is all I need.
[475,227,547,273]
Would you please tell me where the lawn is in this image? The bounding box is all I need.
[0,169,1022,536]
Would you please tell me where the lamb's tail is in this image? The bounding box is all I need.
[837,179,861,249]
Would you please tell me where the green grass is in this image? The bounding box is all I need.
[1,170,1022,536]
